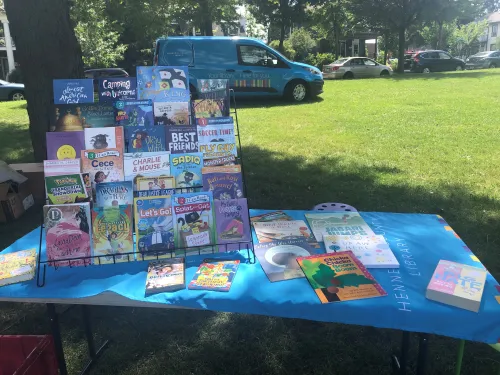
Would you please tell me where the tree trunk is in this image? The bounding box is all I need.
[199,0,213,36]
[437,21,443,49]
[4,0,84,162]
[383,31,388,65]
[278,21,286,52]
[397,25,405,74]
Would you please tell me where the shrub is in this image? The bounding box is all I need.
[288,28,316,61]
[7,67,23,83]
[389,58,399,71]
[304,53,336,69]
[269,40,296,60]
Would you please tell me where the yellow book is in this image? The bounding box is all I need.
[0,249,37,287]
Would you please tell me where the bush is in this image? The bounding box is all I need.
[288,28,316,61]
[389,58,398,71]
[7,67,23,83]
[269,40,296,60]
[304,53,336,69]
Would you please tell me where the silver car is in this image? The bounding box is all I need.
[323,57,393,79]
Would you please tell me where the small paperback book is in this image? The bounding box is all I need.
[95,181,134,207]
[124,152,171,190]
[197,117,237,162]
[154,102,191,125]
[134,195,175,260]
[81,149,125,191]
[114,100,154,127]
[52,103,115,130]
[297,251,387,303]
[197,79,230,100]
[45,174,88,205]
[92,205,133,264]
[84,126,125,152]
[188,260,240,292]
[324,234,399,268]
[0,249,37,287]
[254,239,315,282]
[250,211,294,223]
[166,125,198,154]
[170,153,203,189]
[53,79,94,104]
[124,126,167,153]
[202,165,243,200]
[172,192,215,254]
[46,131,85,160]
[145,258,185,295]
[305,212,375,242]
[43,203,92,267]
[98,77,137,102]
[192,99,228,118]
[426,260,487,312]
[43,159,81,177]
[253,220,319,249]
[136,66,190,102]
[136,176,175,197]
[214,198,251,250]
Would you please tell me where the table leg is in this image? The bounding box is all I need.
[79,305,110,375]
[416,333,429,375]
[46,303,68,375]
[455,340,465,375]
[400,331,410,375]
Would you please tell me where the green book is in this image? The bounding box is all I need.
[45,174,88,205]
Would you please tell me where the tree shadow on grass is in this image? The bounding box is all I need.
[0,122,33,163]
[391,71,493,81]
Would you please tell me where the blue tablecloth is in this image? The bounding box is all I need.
[2,210,500,344]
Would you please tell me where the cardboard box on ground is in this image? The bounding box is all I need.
[0,161,36,223]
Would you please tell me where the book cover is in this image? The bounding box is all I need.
[84,126,124,151]
[0,249,37,287]
[52,103,115,130]
[170,153,203,189]
[197,79,230,100]
[114,100,154,127]
[250,211,294,223]
[324,234,399,268]
[43,159,81,177]
[188,260,239,292]
[172,192,215,253]
[92,205,133,264]
[134,195,175,260]
[297,251,387,303]
[46,131,85,160]
[43,203,92,267]
[82,173,92,201]
[98,77,137,102]
[124,126,166,153]
[145,258,185,295]
[254,239,315,282]
[202,165,243,200]
[426,260,487,312]
[53,79,94,104]
[153,102,191,125]
[45,174,88,205]
[196,117,237,161]
[253,220,319,249]
[81,149,125,191]
[214,198,251,248]
[166,125,198,154]
[192,99,229,118]
[136,176,175,197]
[124,152,171,190]
[136,66,190,102]
[203,155,236,167]
[95,181,134,207]
[305,212,375,242]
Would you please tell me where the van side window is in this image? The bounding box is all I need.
[238,45,281,68]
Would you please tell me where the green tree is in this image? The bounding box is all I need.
[288,28,316,60]
[449,20,488,58]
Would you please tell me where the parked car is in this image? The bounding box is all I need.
[465,51,500,69]
[154,36,324,102]
[322,57,392,79]
[404,53,416,70]
[0,79,25,101]
[410,50,465,73]
[84,68,129,90]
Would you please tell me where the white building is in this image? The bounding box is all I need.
[0,5,15,79]
[486,12,499,51]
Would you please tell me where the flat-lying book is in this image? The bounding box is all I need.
[0,249,37,287]
[145,258,185,295]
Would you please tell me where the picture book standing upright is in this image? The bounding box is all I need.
[136,176,175,197]
[197,117,237,163]
[46,131,85,160]
[214,198,251,251]
[114,100,154,127]
[52,103,115,130]
[81,149,125,192]
[188,260,240,292]
[124,126,167,153]
[98,77,137,102]
[45,174,88,205]
[84,127,125,152]
[43,159,81,177]
[170,153,203,190]
[124,152,171,190]
[166,126,198,154]
[95,181,134,207]
[305,212,375,241]
[202,165,243,200]
[154,102,190,125]
[136,66,190,102]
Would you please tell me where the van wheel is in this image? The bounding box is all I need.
[285,80,308,102]
[189,84,198,100]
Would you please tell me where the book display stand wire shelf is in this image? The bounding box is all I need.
[35,88,255,288]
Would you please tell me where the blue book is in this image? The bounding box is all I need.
[95,181,134,207]
[114,100,154,127]
[125,126,167,153]
[53,79,94,104]
[98,77,137,102]
[170,153,203,189]
[136,66,190,102]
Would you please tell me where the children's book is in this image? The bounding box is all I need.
[250,211,294,223]
[166,125,198,154]
[124,126,167,153]
[95,181,134,207]
[188,260,239,292]
[305,212,375,242]
[82,173,92,201]
[253,220,319,249]
[202,165,243,200]
[52,103,115,130]
[46,131,85,160]
[136,66,190,102]
[43,203,92,267]
[43,159,81,177]
[145,258,185,295]
[124,152,171,190]
[0,249,37,287]
[172,192,215,253]
[114,100,154,127]
[98,77,137,102]
[196,117,237,161]
[134,195,175,260]
[192,99,229,118]
[170,153,203,189]
[53,79,94,104]
[92,205,133,264]
[154,102,191,125]
[254,239,315,282]
[324,234,399,268]
[296,251,387,303]
[214,199,251,250]
[426,260,487,312]
[84,126,124,151]
[203,155,236,167]
[81,149,125,191]
[136,176,175,197]
[197,79,230,100]
[45,174,88,205]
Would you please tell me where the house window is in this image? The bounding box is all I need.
[491,44,496,51]
[492,24,498,37]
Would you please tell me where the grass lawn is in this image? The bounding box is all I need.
[1,70,500,374]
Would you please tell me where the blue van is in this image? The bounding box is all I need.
[154,36,324,102]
